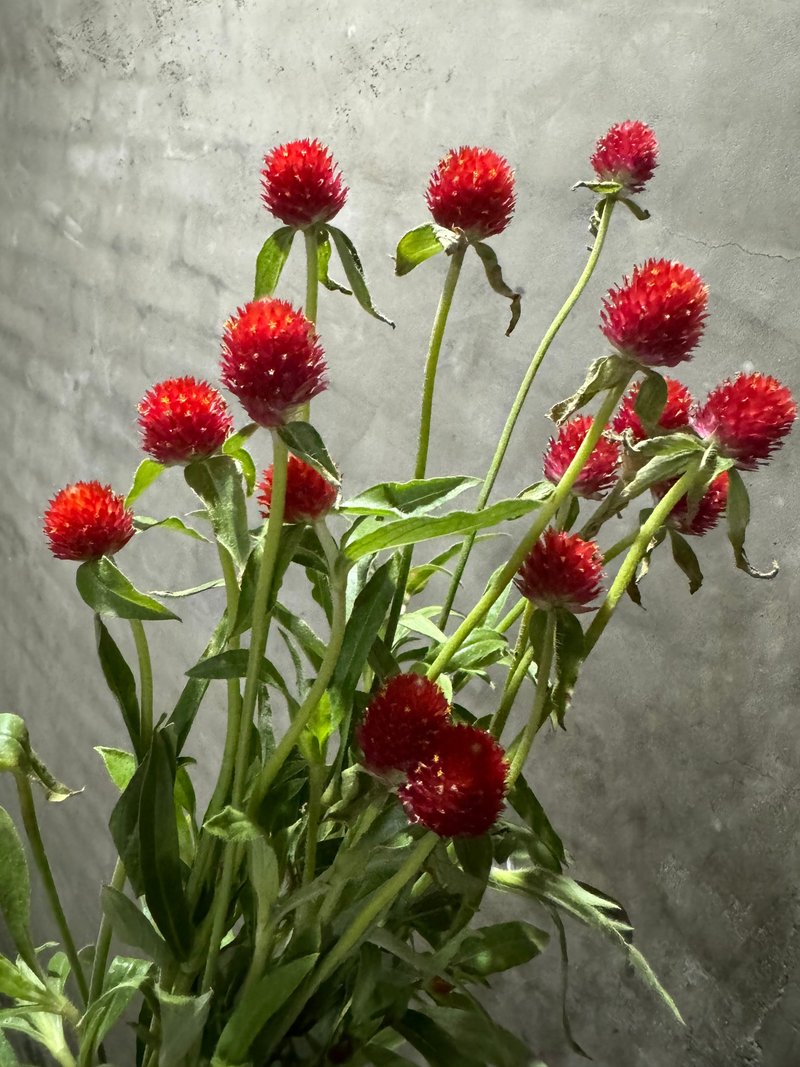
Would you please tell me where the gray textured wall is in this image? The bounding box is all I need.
[1,1,799,1065]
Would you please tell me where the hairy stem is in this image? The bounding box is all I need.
[490,601,534,738]
[506,611,556,788]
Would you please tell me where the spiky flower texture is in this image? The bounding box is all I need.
[653,472,729,536]
[358,674,451,775]
[692,372,796,470]
[137,377,233,465]
[399,725,508,838]
[261,139,348,228]
[601,259,709,367]
[543,415,620,498]
[426,146,515,239]
[515,529,604,613]
[44,482,134,561]
[612,378,694,442]
[258,455,338,524]
[591,120,659,194]
[220,299,327,427]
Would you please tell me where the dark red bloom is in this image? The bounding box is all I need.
[515,529,604,613]
[652,471,729,536]
[612,377,694,442]
[44,482,134,561]
[543,415,620,498]
[426,146,515,239]
[358,674,451,776]
[399,725,508,838]
[137,376,233,465]
[590,120,659,194]
[220,299,327,427]
[600,259,709,368]
[260,139,348,228]
[691,372,796,470]
[258,454,338,524]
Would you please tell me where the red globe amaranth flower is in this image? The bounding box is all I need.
[358,674,451,776]
[258,454,338,524]
[399,725,508,838]
[44,482,134,561]
[590,120,659,194]
[515,529,604,613]
[260,139,348,228]
[612,378,694,442]
[691,373,797,470]
[543,415,620,498]
[137,376,233,465]
[426,147,515,239]
[652,471,729,536]
[220,299,327,427]
[601,259,709,368]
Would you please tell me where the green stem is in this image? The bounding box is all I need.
[298,227,320,422]
[578,479,627,540]
[385,242,467,647]
[496,597,525,635]
[490,601,534,738]
[506,612,556,788]
[129,620,153,751]
[427,376,633,682]
[15,774,89,1006]
[302,757,325,888]
[87,858,126,1009]
[584,466,698,655]
[602,527,639,564]
[438,198,617,628]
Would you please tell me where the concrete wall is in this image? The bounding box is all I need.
[1,1,799,1064]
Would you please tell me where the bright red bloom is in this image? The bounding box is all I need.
[515,529,604,613]
[44,482,134,561]
[652,471,729,536]
[612,377,694,442]
[543,415,620,498]
[260,139,348,228]
[358,674,451,776]
[590,120,659,194]
[220,299,327,427]
[691,372,796,470]
[600,259,709,368]
[426,146,515,239]
[399,725,508,838]
[137,376,233,465]
[258,454,338,524]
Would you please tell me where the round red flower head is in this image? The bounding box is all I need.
[44,481,134,561]
[543,415,620,498]
[358,674,451,777]
[220,298,327,427]
[591,120,659,194]
[261,138,348,228]
[601,259,709,368]
[691,372,796,470]
[515,528,604,613]
[399,724,508,838]
[137,376,233,465]
[612,377,694,442]
[652,471,729,537]
[258,454,338,525]
[426,146,515,239]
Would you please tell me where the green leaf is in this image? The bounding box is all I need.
[507,775,565,868]
[454,920,549,977]
[133,515,208,542]
[551,611,585,724]
[445,628,507,673]
[548,354,636,425]
[125,459,165,508]
[0,1031,19,1067]
[726,468,778,579]
[95,747,137,792]
[394,223,459,277]
[77,957,151,1066]
[213,955,317,1064]
[94,617,141,758]
[76,558,179,622]
[634,373,668,429]
[619,196,651,221]
[327,225,395,327]
[0,955,48,1003]
[254,225,296,299]
[156,988,212,1064]
[472,242,522,336]
[184,456,252,570]
[317,231,351,293]
[668,529,704,594]
[100,886,172,968]
[343,498,540,561]
[0,807,37,971]
[167,614,229,752]
[186,649,289,690]
[620,449,701,499]
[340,476,480,518]
[396,1010,485,1067]
[137,729,193,960]
[203,805,262,843]
[223,424,258,495]
[275,421,340,485]
[109,761,147,894]
[549,907,591,1058]
[148,579,225,599]
[572,179,624,195]
[396,609,447,645]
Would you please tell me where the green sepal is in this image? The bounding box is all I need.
[327,225,395,327]
[472,242,522,336]
[254,226,296,299]
[76,558,180,622]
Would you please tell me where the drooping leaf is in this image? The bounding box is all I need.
[726,468,778,579]
[254,225,296,299]
[472,241,522,336]
[668,529,704,594]
[634,372,668,430]
[394,224,459,277]
[94,617,142,758]
[100,886,172,968]
[619,196,651,221]
[125,459,165,508]
[340,476,480,518]
[548,355,637,425]
[316,231,351,293]
[548,907,591,1058]
[327,226,395,327]
[76,558,180,622]
[507,775,565,868]
[184,456,252,570]
[275,421,340,484]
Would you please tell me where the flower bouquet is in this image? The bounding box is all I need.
[0,123,794,1067]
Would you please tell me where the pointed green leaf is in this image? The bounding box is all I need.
[0,807,37,972]
[454,920,549,977]
[254,226,296,299]
[317,231,351,293]
[203,806,262,843]
[726,468,778,579]
[668,529,704,594]
[634,373,668,429]
[394,223,459,277]
[472,242,522,336]
[327,225,395,327]
[76,559,179,622]
[133,516,208,542]
[184,456,252,570]
[94,617,141,758]
[125,460,165,508]
[95,747,137,792]
[620,449,700,499]
[275,421,340,484]
[340,476,479,518]
[100,886,172,968]
[77,957,151,1064]
[548,354,636,425]
[551,611,585,724]
[572,179,623,195]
